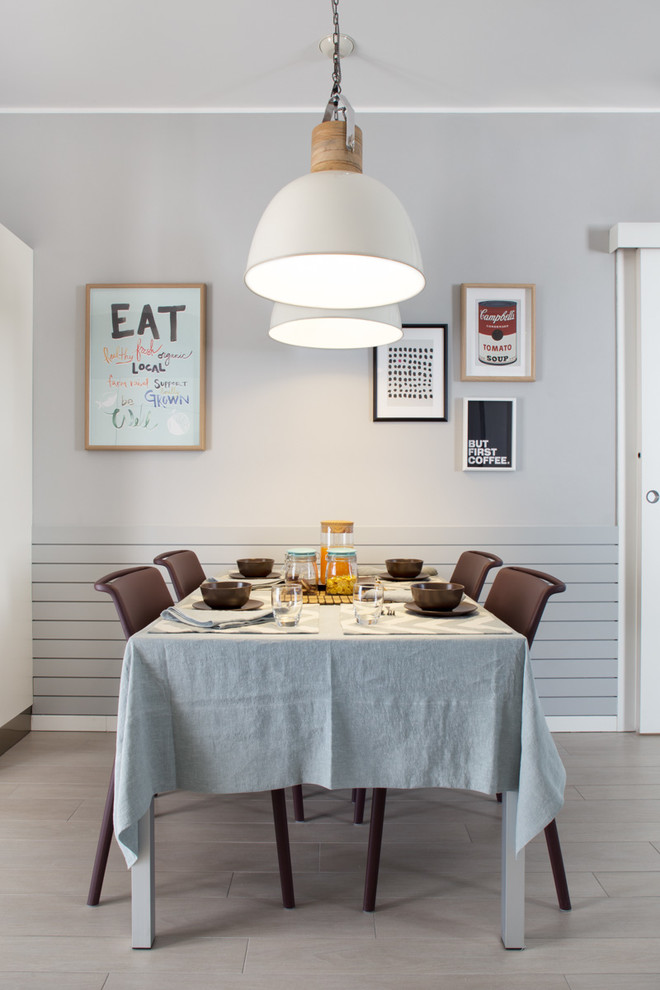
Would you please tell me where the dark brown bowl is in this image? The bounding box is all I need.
[411,581,464,611]
[236,558,275,578]
[201,580,252,609]
[385,558,424,579]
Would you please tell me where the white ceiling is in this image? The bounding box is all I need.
[2,0,660,113]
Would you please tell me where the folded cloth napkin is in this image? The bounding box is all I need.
[214,572,283,588]
[380,583,415,603]
[380,570,442,603]
[149,603,321,635]
[339,602,514,636]
[161,605,273,629]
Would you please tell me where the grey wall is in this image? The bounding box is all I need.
[1,110,656,726]
[1,111,653,531]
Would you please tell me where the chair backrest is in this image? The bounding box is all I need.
[483,566,566,647]
[95,566,173,641]
[153,549,206,601]
[450,550,503,601]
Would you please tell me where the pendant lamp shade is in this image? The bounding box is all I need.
[245,170,425,310]
[269,302,402,349]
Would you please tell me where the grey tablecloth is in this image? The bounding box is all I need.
[114,604,565,866]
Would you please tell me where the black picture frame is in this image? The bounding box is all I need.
[372,323,448,422]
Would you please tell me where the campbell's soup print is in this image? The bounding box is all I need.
[478,300,517,365]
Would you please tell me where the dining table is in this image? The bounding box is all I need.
[112,571,566,950]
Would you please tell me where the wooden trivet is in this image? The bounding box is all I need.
[303,591,352,606]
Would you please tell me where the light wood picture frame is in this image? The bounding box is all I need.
[85,283,206,450]
[461,283,535,381]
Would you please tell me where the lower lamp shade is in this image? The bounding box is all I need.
[269,303,402,349]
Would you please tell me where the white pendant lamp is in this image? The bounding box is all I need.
[269,303,402,349]
[245,0,425,314]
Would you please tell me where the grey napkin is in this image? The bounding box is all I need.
[161,606,273,630]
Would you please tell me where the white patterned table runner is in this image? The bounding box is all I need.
[339,602,514,635]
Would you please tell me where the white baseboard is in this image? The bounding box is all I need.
[32,713,618,735]
[545,715,619,732]
[31,715,117,732]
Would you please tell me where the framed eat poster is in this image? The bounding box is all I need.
[85,283,206,450]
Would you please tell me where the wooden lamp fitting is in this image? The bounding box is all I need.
[311,120,363,174]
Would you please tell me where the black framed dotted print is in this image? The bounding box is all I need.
[372,324,448,422]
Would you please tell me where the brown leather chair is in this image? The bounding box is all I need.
[87,565,295,909]
[153,549,206,600]
[450,549,503,601]
[362,565,571,914]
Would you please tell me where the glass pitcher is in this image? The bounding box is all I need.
[320,520,354,586]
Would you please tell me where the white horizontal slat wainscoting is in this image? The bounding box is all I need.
[31,525,619,732]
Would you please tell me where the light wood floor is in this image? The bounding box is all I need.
[0,731,659,988]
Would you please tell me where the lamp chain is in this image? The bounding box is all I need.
[323,0,355,150]
[331,0,342,100]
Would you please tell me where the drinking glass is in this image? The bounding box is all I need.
[353,578,384,626]
[271,582,304,628]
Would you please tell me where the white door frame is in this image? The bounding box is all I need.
[610,222,660,732]
[0,223,33,733]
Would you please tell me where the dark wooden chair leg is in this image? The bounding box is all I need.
[271,788,295,909]
[544,818,571,910]
[291,784,305,822]
[363,787,387,912]
[87,760,115,906]
[497,795,569,910]
[353,787,366,824]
